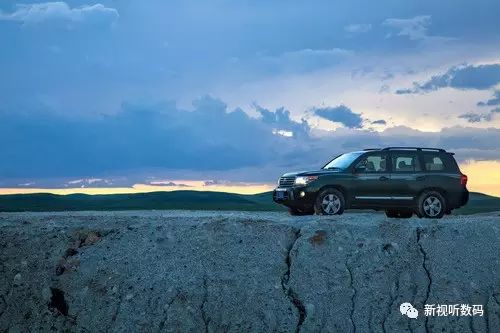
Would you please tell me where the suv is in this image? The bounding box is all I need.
[273,147,469,218]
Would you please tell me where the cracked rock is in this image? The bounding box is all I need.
[0,211,499,332]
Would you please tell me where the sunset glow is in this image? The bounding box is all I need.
[0,182,275,196]
[1,161,498,197]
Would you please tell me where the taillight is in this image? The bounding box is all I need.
[460,174,468,186]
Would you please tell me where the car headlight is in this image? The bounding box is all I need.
[295,176,318,185]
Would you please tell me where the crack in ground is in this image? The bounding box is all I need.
[158,290,180,331]
[48,287,69,316]
[468,314,476,333]
[345,259,357,333]
[416,228,431,333]
[381,275,400,333]
[281,227,307,333]
[106,292,124,332]
[0,294,6,319]
[492,293,500,307]
[201,276,210,333]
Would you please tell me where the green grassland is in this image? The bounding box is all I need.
[0,191,284,212]
[0,191,498,214]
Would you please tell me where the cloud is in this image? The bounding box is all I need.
[1,96,499,185]
[371,119,387,125]
[458,108,500,123]
[396,63,500,94]
[65,178,112,187]
[148,181,190,187]
[382,15,453,46]
[0,96,307,179]
[458,112,489,123]
[0,2,118,25]
[478,90,500,106]
[255,104,310,138]
[383,15,432,40]
[344,23,372,33]
[313,105,363,128]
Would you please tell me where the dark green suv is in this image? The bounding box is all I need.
[273,147,469,218]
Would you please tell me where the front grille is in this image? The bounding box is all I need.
[279,176,295,187]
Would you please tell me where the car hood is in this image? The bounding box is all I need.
[282,169,344,177]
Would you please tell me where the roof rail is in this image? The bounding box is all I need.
[363,148,381,151]
[382,147,446,152]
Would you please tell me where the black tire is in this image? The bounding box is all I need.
[385,209,413,218]
[288,207,314,216]
[314,188,345,215]
[417,191,446,219]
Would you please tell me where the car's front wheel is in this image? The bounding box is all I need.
[314,188,345,215]
[417,191,446,219]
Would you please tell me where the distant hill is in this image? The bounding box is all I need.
[454,192,500,215]
[0,191,498,214]
[0,191,285,212]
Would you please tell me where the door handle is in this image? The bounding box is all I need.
[379,176,389,181]
[416,176,426,181]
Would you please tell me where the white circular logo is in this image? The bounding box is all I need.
[400,302,419,319]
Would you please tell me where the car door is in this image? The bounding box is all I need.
[351,152,392,206]
[389,151,424,205]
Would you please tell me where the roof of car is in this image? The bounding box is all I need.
[363,147,448,153]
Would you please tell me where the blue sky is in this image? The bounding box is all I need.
[1,1,500,192]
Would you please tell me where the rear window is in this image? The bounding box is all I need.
[422,153,458,172]
[392,153,421,172]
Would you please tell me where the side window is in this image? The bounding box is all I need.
[423,153,445,171]
[392,153,421,172]
[355,154,388,173]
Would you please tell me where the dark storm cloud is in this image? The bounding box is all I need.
[313,105,363,128]
[371,119,387,125]
[396,63,500,94]
[0,96,298,178]
[0,97,499,184]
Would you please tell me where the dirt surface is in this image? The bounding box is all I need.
[1,211,499,332]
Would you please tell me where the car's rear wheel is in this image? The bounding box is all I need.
[314,188,345,215]
[288,207,314,216]
[385,209,413,218]
[418,191,446,219]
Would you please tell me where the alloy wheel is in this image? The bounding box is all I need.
[423,196,442,217]
[321,194,341,215]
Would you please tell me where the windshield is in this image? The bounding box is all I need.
[323,152,363,170]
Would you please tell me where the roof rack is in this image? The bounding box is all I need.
[382,147,446,152]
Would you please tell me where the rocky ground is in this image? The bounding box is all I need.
[0,211,499,333]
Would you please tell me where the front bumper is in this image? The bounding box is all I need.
[272,186,316,210]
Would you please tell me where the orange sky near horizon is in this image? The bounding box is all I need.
[0,182,275,196]
[0,161,498,197]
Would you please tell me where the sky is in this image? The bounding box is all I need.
[1,0,500,196]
